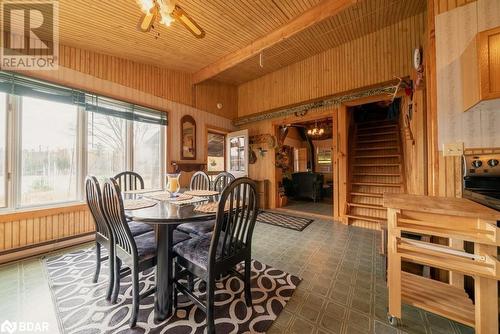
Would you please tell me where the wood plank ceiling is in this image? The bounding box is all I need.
[51,0,425,84]
[214,0,427,84]
[56,0,322,73]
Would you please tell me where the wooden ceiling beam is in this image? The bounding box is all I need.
[192,0,358,84]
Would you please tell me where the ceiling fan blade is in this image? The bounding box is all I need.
[172,5,205,39]
[138,11,156,32]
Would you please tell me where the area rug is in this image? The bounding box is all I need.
[44,247,301,334]
[257,211,314,231]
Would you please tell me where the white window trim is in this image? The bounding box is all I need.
[0,94,167,212]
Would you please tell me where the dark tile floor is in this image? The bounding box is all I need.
[253,220,474,334]
[0,219,474,334]
[283,200,333,217]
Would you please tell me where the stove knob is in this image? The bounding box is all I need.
[472,160,483,168]
[487,159,499,167]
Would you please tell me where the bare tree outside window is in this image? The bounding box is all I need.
[87,113,126,182]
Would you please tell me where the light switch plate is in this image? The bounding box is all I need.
[442,142,464,156]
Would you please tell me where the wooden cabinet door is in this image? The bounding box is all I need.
[478,26,500,100]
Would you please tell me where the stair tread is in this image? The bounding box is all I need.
[357,124,398,131]
[357,131,398,137]
[355,155,401,159]
[355,146,399,151]
[348,202,385,210]
[352,181,402,187]
[358,120,398,126]
[350,192,384,197]
[346,214,386,223]
[357,139,398,144]
[354,163,401,167]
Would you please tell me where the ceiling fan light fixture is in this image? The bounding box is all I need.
[159,13,175,26]
[138,0,155,13]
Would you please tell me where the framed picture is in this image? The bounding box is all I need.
[181,115,196,160]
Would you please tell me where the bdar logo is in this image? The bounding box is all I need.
[0,320,16,334]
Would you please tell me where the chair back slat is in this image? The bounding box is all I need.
[85,176,112,239]
[113,171,144,192]
[212,172,235,193]
[101,178,137,256]
[210,178,259,264]
[190,171,210,191]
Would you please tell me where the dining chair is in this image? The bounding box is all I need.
[113,171,144,192]
[85,176,156,302]
[189,171,210,191]
[172,177,259,334]
[212,172,235,193]
[85,176,115,301]
[177,172,235,237]
[101,178,191,327]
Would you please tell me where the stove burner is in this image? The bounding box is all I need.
[463,154,500,212]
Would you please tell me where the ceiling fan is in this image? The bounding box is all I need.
[137,0,205,39]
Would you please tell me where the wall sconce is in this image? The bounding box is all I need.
[258,147,267,157]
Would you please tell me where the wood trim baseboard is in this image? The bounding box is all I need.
[0,232,95,265]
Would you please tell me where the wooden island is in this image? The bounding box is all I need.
[383,193,500,334]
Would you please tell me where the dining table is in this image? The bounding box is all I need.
[124,191,217,321]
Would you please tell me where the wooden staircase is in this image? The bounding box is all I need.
[346,120,405,229]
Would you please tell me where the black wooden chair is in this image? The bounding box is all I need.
[85,176,155,303]
[173,177,259,334]
[212,172,235,193]
[177,172,235,237]
[190,171,210,191]
[85,176,115,301]
[101,178,191,327]
[113,171,144,192]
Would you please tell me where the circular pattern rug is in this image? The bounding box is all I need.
[44,248,301,333]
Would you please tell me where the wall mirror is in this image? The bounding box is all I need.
[181,115,196,160]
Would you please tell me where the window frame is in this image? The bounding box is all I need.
[0,91,167,212]
[206,126,228,176]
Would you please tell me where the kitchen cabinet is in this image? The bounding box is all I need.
[462,26,500,111]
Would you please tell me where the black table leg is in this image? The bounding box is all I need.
[154,224,174,321]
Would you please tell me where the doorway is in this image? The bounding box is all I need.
[276,117,334,218]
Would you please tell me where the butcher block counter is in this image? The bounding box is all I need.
[383,193,500,333]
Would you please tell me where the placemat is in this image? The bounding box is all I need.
[184,189,219,197]
[170,196,207,206]
[194,201,235,213]
[123,199,157,210]
[145,192,193,201]
[122,189,160,195]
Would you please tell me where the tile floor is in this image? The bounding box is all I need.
[0,219,474,334]
[283,200,334,217]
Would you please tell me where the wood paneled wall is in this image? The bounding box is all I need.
[0,205,94,263]
[57,45,238,120]
[238,13,426,117]
[58,45,193,106]
[400,90,428,195]
[194,80,238,119]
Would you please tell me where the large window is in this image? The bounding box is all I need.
[87,113,127,181]
[207,131,225,173]
[20,97,79,206]
[0,72,167,209]
[134,122,163,189]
